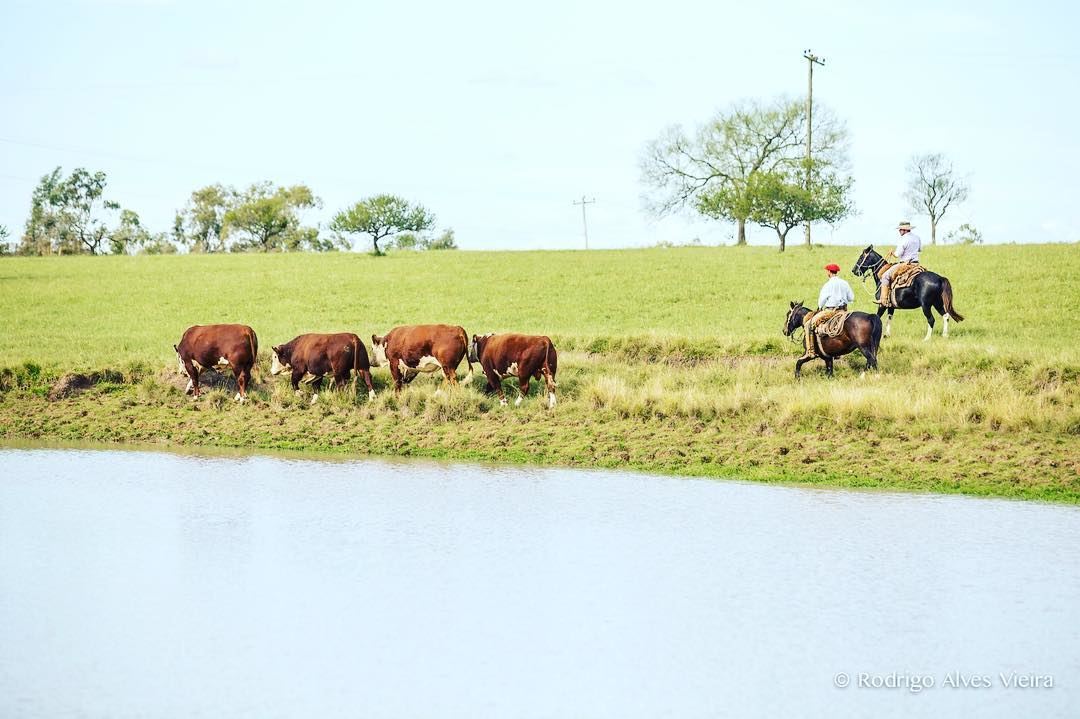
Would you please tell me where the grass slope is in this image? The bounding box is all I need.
[1,245,1078,501]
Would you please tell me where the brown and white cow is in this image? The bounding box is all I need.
[270,333,376,404]
[370,324,473,392]
[469,333,558,408]
[174,324,258,401]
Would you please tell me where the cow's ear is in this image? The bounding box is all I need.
[371,334,379,344]
[173,344,178,353]
[271,345,279,354]
[789,301,795,308]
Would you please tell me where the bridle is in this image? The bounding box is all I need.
[783,304,806,344]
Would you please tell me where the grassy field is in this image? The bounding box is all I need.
[1,244,1078,502]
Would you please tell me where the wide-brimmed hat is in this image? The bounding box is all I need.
[897,221,914,231]
[824,263,841,273]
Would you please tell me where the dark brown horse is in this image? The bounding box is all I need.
[782,302,882,378]
[851,246,965,340]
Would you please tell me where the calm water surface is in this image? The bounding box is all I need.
[0,447,1077,718]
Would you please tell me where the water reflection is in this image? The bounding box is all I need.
[0,446,1077,718]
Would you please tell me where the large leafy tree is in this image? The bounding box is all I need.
[221,182,322,252]
[20,167,120,255]
[641,96,849,247]
[108,209,154,255]
[904,153,970,245]
[330,194,435,255]
[708,165,853,252]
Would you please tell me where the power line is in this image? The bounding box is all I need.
[572,195,595,250]
[803,49,824,248]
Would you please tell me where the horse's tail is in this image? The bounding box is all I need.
[869,312,883,354]
[941,277,965,322]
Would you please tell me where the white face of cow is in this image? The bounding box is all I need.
[269,351,290,375]
[371,337,388,367]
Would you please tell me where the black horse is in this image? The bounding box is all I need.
[851,246,965,341]
[782,302,882,378]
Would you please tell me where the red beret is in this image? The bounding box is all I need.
[825,263,841,273]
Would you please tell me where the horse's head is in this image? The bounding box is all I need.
[851,245,882,277]
[783,300,807,337]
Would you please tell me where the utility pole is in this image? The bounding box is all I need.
[803,49,824,248]
[573,195,595,249]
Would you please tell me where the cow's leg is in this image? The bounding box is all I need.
[356,369,375,400]
[309,375,324,404]
[389,363,404,393]
[541,369,557,408]
[514,377,531,407]
[234,364,250,402]
[482,366,506,405]
[441,363,458,389]
[291,369,304,398]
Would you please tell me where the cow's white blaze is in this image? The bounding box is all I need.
[371,341,388,367]
[269,352,289,375]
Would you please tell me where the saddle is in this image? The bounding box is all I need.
[878,262,927,306]
[815,310,850,338]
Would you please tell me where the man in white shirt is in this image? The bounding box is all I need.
[877,221,922,305]
[804,263,855,356]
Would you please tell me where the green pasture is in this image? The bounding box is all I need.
[1,244,1078,502]
[0,243,1076,365]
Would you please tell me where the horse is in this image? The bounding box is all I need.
[782,301,882,378]
[851,245,965,341]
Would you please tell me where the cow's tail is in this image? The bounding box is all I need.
[247,328,259,379]
[459,327,474,384]
[941,277,965,322]
[541,338,557,408]
[353,335,375,396]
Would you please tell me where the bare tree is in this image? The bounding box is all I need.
[904,153,970,245]
[641,96,848,246]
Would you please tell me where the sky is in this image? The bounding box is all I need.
[2,0,1079,251]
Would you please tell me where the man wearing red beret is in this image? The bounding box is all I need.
[803,263,855,357]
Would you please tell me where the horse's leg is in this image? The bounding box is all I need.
[922,303,935,341]
[824,357,834,377]
[933,297,950,337]
[877,306,892,338]
[794,355,814,379]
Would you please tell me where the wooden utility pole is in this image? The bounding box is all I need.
[803,50,824,248]
[573,195,595,249]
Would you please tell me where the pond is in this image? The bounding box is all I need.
[0,446,1077,718]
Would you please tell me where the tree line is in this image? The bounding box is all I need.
[9,170,455,257]
[640,96,970,250]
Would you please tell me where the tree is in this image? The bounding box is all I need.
[221,182,322,252]
[330,194,436,255]
[641,96,849,246]
[0,225,10,255]
[174,184,233,253]
[109,209,153,255]
[904,153,970,245]
[20,167,120,255]
[425,228,457,250]
[944,223,982,245]
[722,165,854,252]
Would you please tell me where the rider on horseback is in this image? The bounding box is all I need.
[877,221,922,305]
[804,263,855,357]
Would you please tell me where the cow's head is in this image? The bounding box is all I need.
[269,345,291,375]
[370,334,387,367]
[469,333,494,364]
